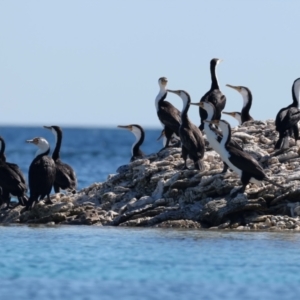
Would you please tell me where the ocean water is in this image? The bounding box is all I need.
[1,126,300,300]
[1,226,300,300]
[0,126,163,189]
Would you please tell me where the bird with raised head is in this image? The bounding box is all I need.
[26,137,56,210]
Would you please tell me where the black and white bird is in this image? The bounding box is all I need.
[118,124,145,161]
[44,126,77,193]
[168,89,205,170]
[0,136,28,209]
[199,58,226,131]
[190,101,242,173]
[222,84,254,125]
[155,77,181,148]
[275,78,300,150]
[205,119,285,196]
[26,137,56,210]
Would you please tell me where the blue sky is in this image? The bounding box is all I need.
[1,0,300,128]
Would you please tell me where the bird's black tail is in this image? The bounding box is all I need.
[264,177,286,189]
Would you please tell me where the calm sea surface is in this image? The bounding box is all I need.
[1,127,300,300]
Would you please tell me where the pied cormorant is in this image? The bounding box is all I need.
[26,137,56,210]
[222,84,254,125]
[275,78,300,150]
[155,77,181,148]
[0,136,28,209]
[168,89,205,170]
[190,101,243,173]
[206,119,285,196]
[118,124,145,161]
[44,126,77,193]
[199,58,226,131]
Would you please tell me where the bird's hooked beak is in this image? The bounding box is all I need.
[167,89,180,95]
[222,111,235,117]
[226,84,241,92]
[204,119,219,125]
[118,125,132,131]
[26,138,38,144]
[43,126,52,130]
[190,102,203,107]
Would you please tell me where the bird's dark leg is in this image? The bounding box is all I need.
[181,146,189,170]
[293,124,299,144]
[26,196,36,211]
[45,195,53,205]
[221,163,229,174]
[163,127,174,148]
[54,184,60,194]
[231,173,251,197]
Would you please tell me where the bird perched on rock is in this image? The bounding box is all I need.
[205,119,285,197]
[155,77,181,148]
[0,136,28,209]
[26,137,56,210]
[168,89,205,170]
[199,58,226,131]
[44,125,77,194]
[275,78,300,151]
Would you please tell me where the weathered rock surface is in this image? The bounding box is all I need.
[2,119,300,231]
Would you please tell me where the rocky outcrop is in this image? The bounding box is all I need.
[2,119,300,231]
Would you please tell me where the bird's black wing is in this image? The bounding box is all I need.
[180,122,205,159]
[158,102,181,134]
[29,157,56,193]
[228,146,265,179]
[6,162,27,186]
[55,160,77,190]
[275,106,300,132]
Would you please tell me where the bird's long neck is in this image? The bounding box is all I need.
[36,147,50,158]
[204,104,215,121]
[131,128,145,158]
[210,62,219,90]
[292,81,300,108]
[155,87,167,111]
[0,138,6,161]
[52,130,62,161]
[241,92,252,123]
[181,93,191,123]
[220,123,231,148]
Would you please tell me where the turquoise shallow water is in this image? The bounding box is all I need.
[0,226,300,300]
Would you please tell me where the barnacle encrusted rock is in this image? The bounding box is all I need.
[1,119,300,230]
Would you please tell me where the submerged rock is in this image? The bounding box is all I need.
[2,119,300,231]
